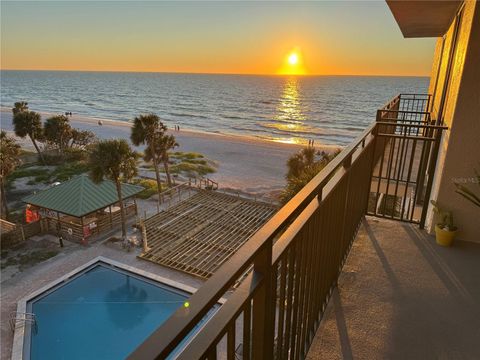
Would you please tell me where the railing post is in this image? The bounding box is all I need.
[339,155,352,253]
[419,126,443,229]
[366,125,378,214]
[251,240,275,359]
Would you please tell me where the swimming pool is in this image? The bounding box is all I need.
[15,258,217,359]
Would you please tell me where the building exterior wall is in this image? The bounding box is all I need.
[426,0,480,242]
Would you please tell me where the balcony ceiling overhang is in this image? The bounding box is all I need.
[386,0,463,38]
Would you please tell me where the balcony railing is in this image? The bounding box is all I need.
[129,94,446,360]
[369,94,446,226]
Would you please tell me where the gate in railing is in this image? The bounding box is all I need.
[368,94,447,227]
[128,93,447,360]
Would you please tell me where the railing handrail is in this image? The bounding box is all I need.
[399,93,431,97]
[129,122,377,359]
[376,122,448,129]
[380,94,401,110]
[379,109,431,115]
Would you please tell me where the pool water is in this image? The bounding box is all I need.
[27,264,209,359]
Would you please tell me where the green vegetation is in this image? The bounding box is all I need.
[281,147,339,204]
[7,161,89,185]
[1,131,22,218]
[454,168,480,208]
[431,200,456,231]
[132,178,159,199]
[144,132,178,187]
[44,115,72,150]
[7,167,50,181]
[142,151,216,179]
[11,102,46,164]
[170,162,216,177]
[171,151,204,160]
[131,114,167,200]
[51,162,89,182]
[89,139,139,242]
[11,102,97,166]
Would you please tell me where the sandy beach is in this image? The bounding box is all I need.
[0,108,340,197]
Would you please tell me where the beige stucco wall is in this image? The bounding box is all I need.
[426,0,480,242]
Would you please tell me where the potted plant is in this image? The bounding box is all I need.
[430,200,457,246]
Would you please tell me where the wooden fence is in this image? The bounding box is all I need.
[44,204,137,242]
[0,219,42,247]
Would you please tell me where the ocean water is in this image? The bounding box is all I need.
[1,70,428,146]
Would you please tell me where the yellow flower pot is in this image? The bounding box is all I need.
[435,224,456,247]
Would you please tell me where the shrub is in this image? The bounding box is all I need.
[131,178,160,199]
[51,162,89,182]
[280,148,340,204]
[7,167,50,181]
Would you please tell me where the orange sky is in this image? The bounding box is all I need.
[1,1,435,76]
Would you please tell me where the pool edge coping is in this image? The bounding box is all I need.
[11,256,226,360]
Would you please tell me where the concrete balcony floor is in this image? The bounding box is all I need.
[307,216,480,360]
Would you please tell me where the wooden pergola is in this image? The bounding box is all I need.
[140,190,277,279]
[22,175,143,242]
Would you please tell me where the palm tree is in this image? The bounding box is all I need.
[0,131,21,218]
[44,115,73,151]
[12,101,29,115]
[89,139,138,244]
[130,114,166,202]
[145,134,178,187]
[12,109,45,164]
[286,147,316,179]
[281,148,339,204]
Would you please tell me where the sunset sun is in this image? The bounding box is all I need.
[288,53,299,65]
[279,49,306,75]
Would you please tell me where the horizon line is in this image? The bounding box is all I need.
[0,68,430,78]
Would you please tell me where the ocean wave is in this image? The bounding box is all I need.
[1,71,428,146]
[168,112,208,119]
[223,115,244,120]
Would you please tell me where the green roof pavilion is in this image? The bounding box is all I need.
[23,175,143,217]
[22,175,144,241]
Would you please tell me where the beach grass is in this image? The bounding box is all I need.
[169,162,216,176]
[51,162,89,182]
[131,178,160,199]
[7,167,50,181]
[142,151,217,178]
[7,161,89,184]
[171,151,205,160]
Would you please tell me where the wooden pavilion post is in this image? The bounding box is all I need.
[56,211,61,234]
[133,197,138,216]
[109,205,113,229]
[80,216,85,244]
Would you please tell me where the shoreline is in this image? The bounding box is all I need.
[1,107,340,151]
[1,108,342,197]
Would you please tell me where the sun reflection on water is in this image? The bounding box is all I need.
[269,77,308,145]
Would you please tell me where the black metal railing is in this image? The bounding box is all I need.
[368,94,446,226]
[128,94,446,360]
